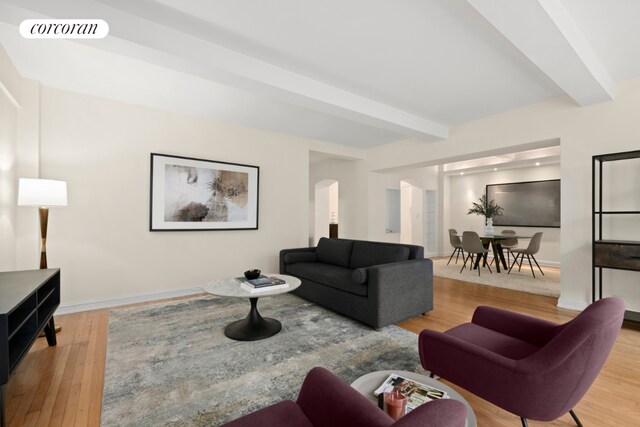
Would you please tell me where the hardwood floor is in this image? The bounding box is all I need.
[4,276,639,426]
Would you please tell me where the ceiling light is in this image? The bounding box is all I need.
[493,168,498,171]
[535,162,540,166]
[460,172,464,175]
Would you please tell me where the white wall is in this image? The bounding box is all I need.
[0,80,17,271]
[366,77,640,311]
[446,164,561,264]
[400,181,413,244]
[0,45,40,272]
[37,87,310,307]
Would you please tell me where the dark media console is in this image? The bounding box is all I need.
[0,269,60,427]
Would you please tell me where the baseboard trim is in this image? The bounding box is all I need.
[56,287,205,315]
[557,297,589,312]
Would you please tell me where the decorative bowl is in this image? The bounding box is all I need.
[244,269,261,280]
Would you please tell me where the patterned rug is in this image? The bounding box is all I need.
[433,257,560,297]
[101,294,424,426]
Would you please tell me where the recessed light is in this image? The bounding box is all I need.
[535,162,540,166]
[460,172,464,175]
[493,168,498,171]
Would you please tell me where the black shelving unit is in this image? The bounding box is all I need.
[592,150,640,322]
[0,269,60,427]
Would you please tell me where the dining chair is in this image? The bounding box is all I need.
[490,229,518,268]
[460,231,492,276]
[508,232,544,278]
[447,229,464,265]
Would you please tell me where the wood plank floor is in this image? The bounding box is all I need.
[5,275,640,426]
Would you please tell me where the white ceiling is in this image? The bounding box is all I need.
[1,0,639,148]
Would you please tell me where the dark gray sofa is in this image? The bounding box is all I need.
[280,237,433,329]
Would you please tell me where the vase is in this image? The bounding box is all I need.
[485,217,494,236]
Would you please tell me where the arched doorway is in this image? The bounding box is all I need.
[314,179,339,245]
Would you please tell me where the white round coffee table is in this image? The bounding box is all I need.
[202,274,301,341]
[351,370,477,427]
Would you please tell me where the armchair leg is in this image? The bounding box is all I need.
[569,410,583,427]
[520,417,528,427]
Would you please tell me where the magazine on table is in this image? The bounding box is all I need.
[374,373,449,412]
[240,282,288,293]
[236,275,288,288]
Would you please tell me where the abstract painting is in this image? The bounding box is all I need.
[150,153,259,230]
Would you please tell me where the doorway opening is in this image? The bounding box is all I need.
[314,180,339,245]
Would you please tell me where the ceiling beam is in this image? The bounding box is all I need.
[0,0,448,141]
[466,0,614,106]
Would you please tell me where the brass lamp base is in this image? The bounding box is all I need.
[38,206,62,336]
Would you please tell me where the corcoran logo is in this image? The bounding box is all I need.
[19,19,109,39]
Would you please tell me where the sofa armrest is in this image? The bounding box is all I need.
[363,259,433,327]
[391,399,466,427]
[367,259,432,299]
[297,367,392,427]
[471,306,559,347]
[280,247,317,273]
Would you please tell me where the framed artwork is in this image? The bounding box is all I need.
[487,179,560,228]
[150,153,259,231]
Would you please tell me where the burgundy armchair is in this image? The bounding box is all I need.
[419,297,625,426]
[221,367,467,427]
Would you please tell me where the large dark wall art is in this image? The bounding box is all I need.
[487,179,560,228]
[150,153,259,231]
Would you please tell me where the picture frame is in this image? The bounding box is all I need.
[150,153,259,231]
[486,179,560,228]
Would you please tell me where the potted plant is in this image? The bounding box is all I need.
[467,195,504,235]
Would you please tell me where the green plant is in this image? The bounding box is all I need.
[467,195,504,219]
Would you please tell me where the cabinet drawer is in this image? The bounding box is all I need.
[594,242,640,271]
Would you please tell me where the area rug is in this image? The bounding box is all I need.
[101,294,425,426]
[433,257,560,297]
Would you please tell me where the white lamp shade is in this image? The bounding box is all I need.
[18,178,68,207]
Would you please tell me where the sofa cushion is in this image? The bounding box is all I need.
[285,262,367,297]
[283,252,318,264]
[351,268,368,285]
[350,241,410,269]
[316,238,354,268]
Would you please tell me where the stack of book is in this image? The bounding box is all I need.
[374,373,449,413]
[236,275,289,293]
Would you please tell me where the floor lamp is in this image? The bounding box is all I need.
[18,178,68,334]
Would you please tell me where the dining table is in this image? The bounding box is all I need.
[456,234,532,273]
